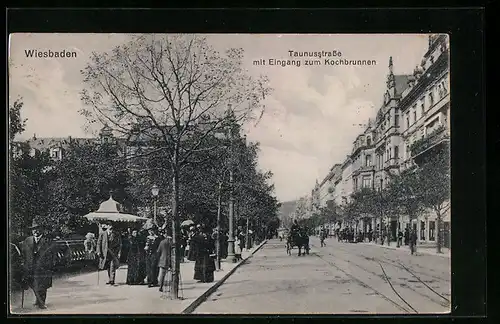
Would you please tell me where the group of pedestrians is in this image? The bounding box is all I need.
[94,224,174,292]
[94,222,222,289]
[317,224,419,255]
[13,218,245,310]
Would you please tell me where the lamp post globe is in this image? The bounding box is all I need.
[151,184,159,197]
[152,185,160,226]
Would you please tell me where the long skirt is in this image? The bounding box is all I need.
[222,241,228,259]
[194,254,215,283]
[146,254,159,285]
[126,252,146,285]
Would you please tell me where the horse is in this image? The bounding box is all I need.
[286,229,310,256]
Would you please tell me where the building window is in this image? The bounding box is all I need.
[420,221,426,240]
[394,146,399,160]
[395,113,399,127]
[367,137,372,146]
[429,221,436,241]
[430,55,435,64]
[413,109,417,124]
[365,154,372,167]
[442,81,448,94]
[362,177,371,188]
[429,91,434,107]
[406,145,410,158]
[406,113,410,129]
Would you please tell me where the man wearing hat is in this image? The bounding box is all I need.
[97,224,122,286]
[19,219,56,309]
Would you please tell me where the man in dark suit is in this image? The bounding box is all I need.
[157,228,173,292]
[20,220,56,309]
[97,224,122,286]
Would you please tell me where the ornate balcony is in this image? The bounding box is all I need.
[410,125,449,159]
[352,165,375,177]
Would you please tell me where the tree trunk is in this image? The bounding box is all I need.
[436,209,442,253]
[170,153,181,299]
[410,214,417,254]
[216,181,222,270]
[378,216,383,245]
[245,217,250,250]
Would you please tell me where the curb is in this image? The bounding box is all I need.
[181,240,268,314]
[359,242,451,258]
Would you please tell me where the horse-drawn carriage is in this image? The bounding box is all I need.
[285,227,310,256]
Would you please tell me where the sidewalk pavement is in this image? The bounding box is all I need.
[358,241,451,258]
[10,241,266,315]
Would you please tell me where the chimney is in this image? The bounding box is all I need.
[33,133,37,140]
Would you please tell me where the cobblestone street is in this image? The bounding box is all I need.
[193,238,450,314]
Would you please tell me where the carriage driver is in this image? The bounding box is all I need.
[290,220,300,234]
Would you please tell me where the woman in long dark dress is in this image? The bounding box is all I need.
[222,232,228,259]
[126,229,146,285]
[145,227,162,287]
[193,227,216,283]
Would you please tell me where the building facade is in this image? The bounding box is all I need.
[398,34,451,247]
[311,34,450,248]
[12,126,122,161]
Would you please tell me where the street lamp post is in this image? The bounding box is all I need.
[214,107,237,264]
[215,181,223,271]
[227,160,237,263]
[152,184,160,226]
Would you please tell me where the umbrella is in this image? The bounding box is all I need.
[181,219,194,227]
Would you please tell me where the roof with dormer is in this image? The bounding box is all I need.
[17,137,98,152]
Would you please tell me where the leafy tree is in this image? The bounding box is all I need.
[9,98,27,142]
[80,35,272,298]
[45,141,133,236]
[348,187,393,244]
[8,99,52,240]
[321,200,341,229]
[387,167,426,246]
[9,151,53,239]
[418,145,450,253]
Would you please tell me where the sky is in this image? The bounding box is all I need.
[8,33,430,202]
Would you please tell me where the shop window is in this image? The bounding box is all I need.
[429,221,436,241]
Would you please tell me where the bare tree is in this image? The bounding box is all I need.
[80,34,272,298]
